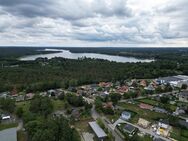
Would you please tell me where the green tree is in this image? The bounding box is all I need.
[0,98,15,113]
[16,107,24,118]
[29,95,53,117]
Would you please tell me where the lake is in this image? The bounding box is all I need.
[20,49,153,63]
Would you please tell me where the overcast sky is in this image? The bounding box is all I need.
[0,0,187,47]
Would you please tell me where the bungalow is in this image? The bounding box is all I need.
[25,93,35,100]
[140,80,147,87]
[15,95,25,102]
[179,91,188,102]
[123,124,136,135]
[144,84,155,91]
[48,89,57,97]
[99,82,112,88]
[139,103,153,110]
[153,107,168,114]
[116,86,129,95]
[103,102,114,109]
[121,111,131,121]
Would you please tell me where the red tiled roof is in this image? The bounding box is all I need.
[139,103,153,110]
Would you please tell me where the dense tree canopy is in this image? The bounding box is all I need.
[25,116,80,141]
[29,95,53,117]
[0,47,188,93]
[0,98,15,113]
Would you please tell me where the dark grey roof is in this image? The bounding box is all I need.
[124,124,135,133]
[0,128,17,141]
[89,121,107,138]
[179,91,188,97]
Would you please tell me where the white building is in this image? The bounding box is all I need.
[156,75,188,87]
[121,111,131,120]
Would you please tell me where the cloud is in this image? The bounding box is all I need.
[0,0,187,47]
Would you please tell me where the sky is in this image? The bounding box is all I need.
[0,0,187,47]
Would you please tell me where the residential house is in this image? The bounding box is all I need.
[144,84,155,91]
[179,91,188,102]
[48,89,57,97]
[156,119,171,137]
[123,124,136,135]
[15,95,25,102]
[99,82,112,88]
[25,93,35,100]
[140,80,147,87]
[116,86,129,95]
[71,109,80,121]
[103,102,114,110]
[121,111,131,121]
[139,103,153,110]
[153,107,168,114]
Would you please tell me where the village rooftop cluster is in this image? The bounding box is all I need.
[1,75,188,141]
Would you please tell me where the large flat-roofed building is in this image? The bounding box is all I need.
[89,121,107,141]
[156,75,188,87]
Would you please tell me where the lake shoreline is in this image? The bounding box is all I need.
[19,48,154,63]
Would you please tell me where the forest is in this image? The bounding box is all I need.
[0,47,188,92]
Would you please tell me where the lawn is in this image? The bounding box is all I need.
[52,99,65,111]
[138,98,177,112]
[170,127,188,141]
[117,102,168,123]
[16,101,30,112]
[74,118,93,133]
[0,123,18,131]
[138,98,158,106]
[16,99,65,112]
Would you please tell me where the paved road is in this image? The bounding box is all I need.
[111,118,172,141]
[91,105,124,141]
[17,119,23,131]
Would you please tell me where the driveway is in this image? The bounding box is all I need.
[111,118,172,141]
[82,132,94,141]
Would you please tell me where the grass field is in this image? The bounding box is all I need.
[118,102,168,123]
[0,123,18,131]
[170,127,188,141]
[16,99,65,112]
[52,99,65,111]
[138,98,177,111]
[138,99,158,106]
